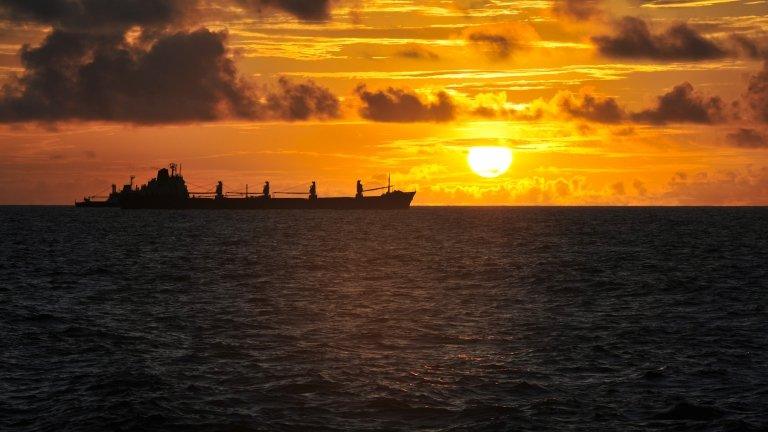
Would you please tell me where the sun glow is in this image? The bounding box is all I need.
[467,146,513,178]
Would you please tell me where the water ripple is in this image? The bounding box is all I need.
[1,207,767,431]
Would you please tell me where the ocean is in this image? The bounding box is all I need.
[2,206,767,431]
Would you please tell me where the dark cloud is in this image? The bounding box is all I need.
[0,0,347,125]
[0,29,339,124]
[631,82,725,124]
[0,0,342,27]
[478,90,625,123]
[452,84,735,126]
[236,0,335,21]
[463,90,624,124]
[729,34,768,60]
[463,23,537,60]
[553,0,602,21]
[557,93,624,123]
[727,128,767,148]
[467,32,514,59]
[0,0,193,30]
[746,61,768,123]
[265,77,339,120]
[592,16,726,60]
[355,85,456,122]
[395,45,440,61]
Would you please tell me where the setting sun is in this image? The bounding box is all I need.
[2,1,768,431]
[468,147,513,178]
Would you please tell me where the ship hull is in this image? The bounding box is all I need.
[75,200,120,208]
[120,192,416,210]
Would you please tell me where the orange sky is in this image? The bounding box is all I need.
[1,0,767,205]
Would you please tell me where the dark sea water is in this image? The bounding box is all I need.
[2,206,767,432]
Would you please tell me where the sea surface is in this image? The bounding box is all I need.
[1,206,767,431]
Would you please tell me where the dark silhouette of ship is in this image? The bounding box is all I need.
[76,164,416,210]
[75,176,136,208]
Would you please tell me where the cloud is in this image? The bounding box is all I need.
[380,83,731,127]
[727,128,767,148]
[611,181,626,196]
[491,84,733,126]
[729,34,768,60]
[663,168,768,205]
[555,92,624,123]
[395,44,440,61]
[0,0,343,26]
[630,82,725,124]
[0,0,193,30]
[266,77,340,120]
[235,0,335,22]
[355,85,456,122]
[746,61,768,123]
[467,33,514,60]
[425,176,591,205]
[592,16,726,60]
[552,0,603,21]
[0,0,346,125]
[633,180,647,196]
[473,90,625,124]
[0,29,339,124]
[462,22,539,60]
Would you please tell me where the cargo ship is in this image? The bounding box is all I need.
[76,164,416,210]
[75,176,135,208]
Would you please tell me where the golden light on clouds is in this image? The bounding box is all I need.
[0,0,766,205]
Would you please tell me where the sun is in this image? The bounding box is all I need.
[468,146,513,178]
